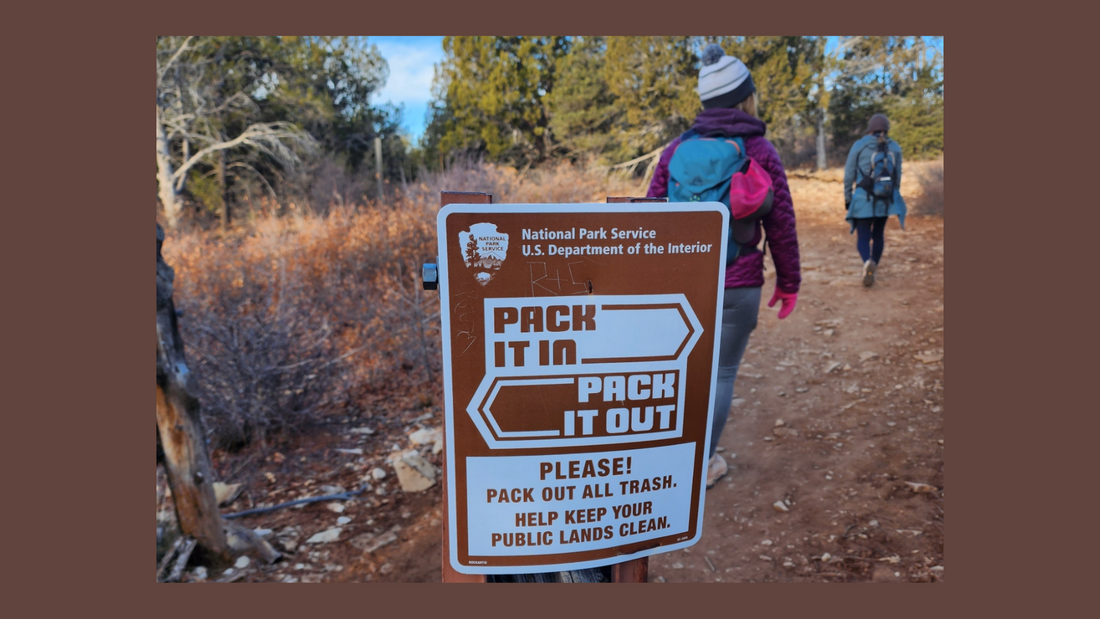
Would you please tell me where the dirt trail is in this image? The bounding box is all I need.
[648,189,945,583]
[178,175,943,584]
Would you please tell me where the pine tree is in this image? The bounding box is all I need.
[828,36,943,160]
[422,35,943,170]
[425,36,570,166]
[545,36,623,163]
[602,36,700,159]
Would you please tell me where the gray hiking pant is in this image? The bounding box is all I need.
[709,286,761,459]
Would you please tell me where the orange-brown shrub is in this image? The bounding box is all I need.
[910,158,944,217]
[404,157,645,205]
[163,162,646,449]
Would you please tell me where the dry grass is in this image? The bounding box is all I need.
[787,159,944,222]
[907,158,944,216]
[162,162,647,449]
[404,158,646,205]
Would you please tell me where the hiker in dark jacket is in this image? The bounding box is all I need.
[844,113,907,287]
[648,44,801,488]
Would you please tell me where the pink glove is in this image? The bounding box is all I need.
[768,289,798,320]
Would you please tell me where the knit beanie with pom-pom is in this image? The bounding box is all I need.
[697,43,755,109]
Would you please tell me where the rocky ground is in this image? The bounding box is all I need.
[157,172,944,583]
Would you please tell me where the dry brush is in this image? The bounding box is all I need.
[164,162,646,449]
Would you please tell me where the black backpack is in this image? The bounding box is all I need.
[857,137,898,203]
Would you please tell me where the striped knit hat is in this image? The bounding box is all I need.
[697,43,755,109]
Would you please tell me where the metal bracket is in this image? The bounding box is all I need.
[422,257,439,291]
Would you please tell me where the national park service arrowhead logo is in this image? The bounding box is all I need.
[459,223,508,286]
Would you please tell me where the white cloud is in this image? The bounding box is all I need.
[372,38,444,106]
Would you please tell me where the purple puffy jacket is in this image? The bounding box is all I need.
[647,108,801,294]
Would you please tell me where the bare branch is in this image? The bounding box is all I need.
[172,122,316,190]
[157,36,195,85]
[608,147,663,171]
[164,92,254,129]
[833,36,860,57]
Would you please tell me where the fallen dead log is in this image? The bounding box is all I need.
[156,223,280,571]
[156,537,185,582]
[156,536,198,583]
[156,223,229,559]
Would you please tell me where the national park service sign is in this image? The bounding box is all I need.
[437,202,728,574]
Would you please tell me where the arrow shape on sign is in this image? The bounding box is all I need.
[579,303,694,364]
[468,294,702,449]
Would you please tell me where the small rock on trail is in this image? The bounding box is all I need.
[391,450,437,492]
[306,528,343,544]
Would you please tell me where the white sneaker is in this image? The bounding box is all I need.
[706,454,728,488]
[862,260,877,287]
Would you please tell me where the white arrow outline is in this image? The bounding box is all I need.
[467,293,702,449]
[483,377,571,438]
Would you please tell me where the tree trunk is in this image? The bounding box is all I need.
[374,136,384,204]
[218,148,229,231]
[815,109,828,171]
[156,224,229,559]
[156,106,183,228]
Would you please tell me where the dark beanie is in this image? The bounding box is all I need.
[867,114,890,134]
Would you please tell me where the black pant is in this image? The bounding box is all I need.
[855,217,887,263]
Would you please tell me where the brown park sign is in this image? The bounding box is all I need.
[437,202,728,574]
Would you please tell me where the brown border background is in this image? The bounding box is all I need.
[16,0,1044,614]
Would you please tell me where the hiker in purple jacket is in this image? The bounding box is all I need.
[647,44,802,488]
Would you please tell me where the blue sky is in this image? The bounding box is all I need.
[370,36,444,143]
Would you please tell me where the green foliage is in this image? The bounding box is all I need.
[424,36,942,170]
[162,35,945,219]
[828,36,944,160]
[545,37,623,162]
[428,36,918,170]
[256,36,398,170]
[711,37,819,129]
[601,36,700,158]
[156,36,411,216]
[180,36,393,167]
[424,36,570,166]
[186,171,223,214]
[886,89,944,159]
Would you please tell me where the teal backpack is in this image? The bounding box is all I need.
[856,137,898,203]
[668,132,749,266]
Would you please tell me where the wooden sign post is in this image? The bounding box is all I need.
[432,192,728,583]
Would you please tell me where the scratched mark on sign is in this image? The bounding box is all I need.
[528,261,589,297]
[453,289,480,356]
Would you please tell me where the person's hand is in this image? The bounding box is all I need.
[768,289,798,320]
[844,199,851,210]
